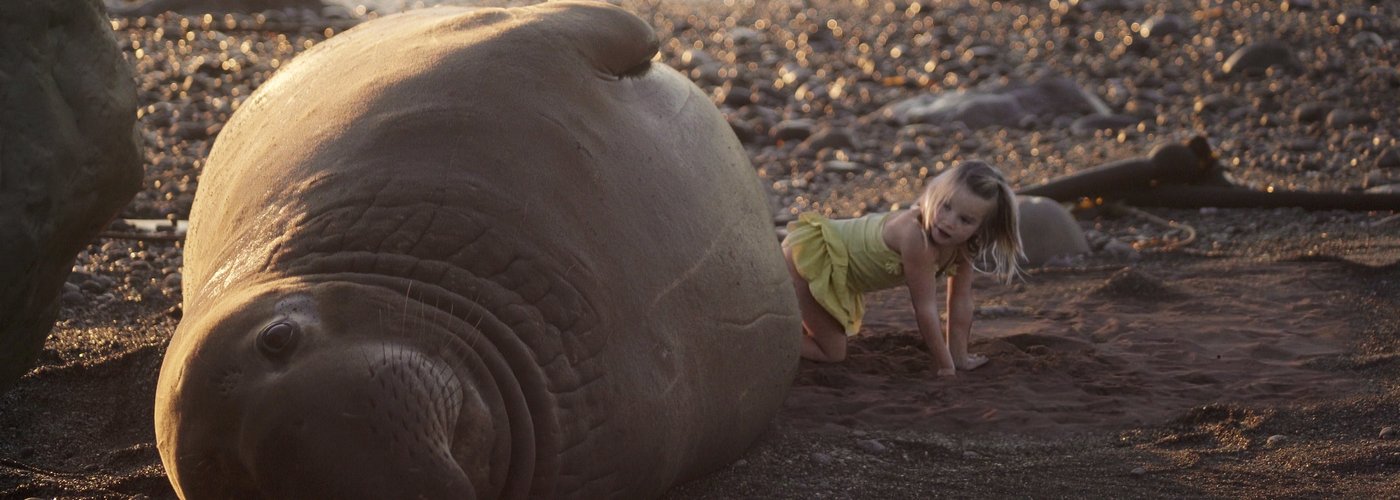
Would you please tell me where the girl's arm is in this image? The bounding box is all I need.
[903,246,957,376]
[945,257,980,369]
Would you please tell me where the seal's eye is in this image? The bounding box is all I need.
[257,322,298,356]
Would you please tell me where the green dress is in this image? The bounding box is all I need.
[783,212,955,335]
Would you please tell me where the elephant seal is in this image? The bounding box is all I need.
[1,0,142,393]
[155,2,801,498]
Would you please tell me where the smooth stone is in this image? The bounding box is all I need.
[61,288,84,304]
[823,161,864,174]
[799,25,841,53]
[1194,94,1237,114]
[891,140,927,159]
[1131,467,1147,475]
[1375,148,1400,169]
[794,81,829,102]
[727,27,762,46]
[1381,426,1397,439]
[1348,31,1385,49]
[1265,434,1288,448]
[1222,40,1301,76]
[811,452,834,465]
[1326,109,1372,128]
[778,63,811,85]
[801,127,860,151]
[1283,139,1321,152]
[1364,170,1397,188]
[770,119,816,142]
[878,77,1109,129]
[1071,114,1139,135]
[856,439,888,453]
[715,83,752,108]
[1139,14,1186,39]
[1293,102,1331,124]
[1365,184,1400,194]
[677,48,714,70]
[725,117,757,145]
[1122,99,1158,119]
[1361,66,1400,86]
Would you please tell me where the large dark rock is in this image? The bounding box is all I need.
[0,0,142,392]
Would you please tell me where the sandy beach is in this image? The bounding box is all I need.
[3,0,1398,497]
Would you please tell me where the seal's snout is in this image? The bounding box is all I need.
[236,344,490,498]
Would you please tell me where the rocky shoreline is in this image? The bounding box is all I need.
[4,0,1396,497]
[66,0,1395,319]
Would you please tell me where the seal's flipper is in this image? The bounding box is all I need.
[531,1,659,78]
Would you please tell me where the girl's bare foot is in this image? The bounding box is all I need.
[957,353,989,371]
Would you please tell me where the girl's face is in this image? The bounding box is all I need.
[929,184,996,247]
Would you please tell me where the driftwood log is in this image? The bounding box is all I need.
[1018,136,1400,211]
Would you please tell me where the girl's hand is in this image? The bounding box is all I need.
[936,367,957,377]
[957,353,989,371]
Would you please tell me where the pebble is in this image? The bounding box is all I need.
[891,140,927,159]
[1265,434,1288,448]
[856,439,888,453]
[1131,466,1147,475]
[61,283,84,304]
[1070,114,1139,136]
[1325,109,1372,128]
[1138,14,1186,39]
[1361,67,1400,86]
[1221,40,1300,76]
[162,273,183,290]
[1376,149,1400,169]
[770,119,816,142]
[1283,139,1320,152]
[962,450,981,459]
[823,160,865,174]
[1348,32,1385,50]
[1194,94,1236,114]
[811,452,835,465]
[714,83,752,108]
[1381,426,1397,439]
[727,27,762,46]
[726,118,757,145]
[801,127,860,152]
[80,280,107,293]
[1293,103,1331,124]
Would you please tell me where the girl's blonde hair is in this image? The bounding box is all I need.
[916,160,1025,283]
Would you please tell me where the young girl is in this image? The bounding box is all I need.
[782,160,1024,376]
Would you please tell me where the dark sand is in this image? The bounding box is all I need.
[4,0,1399,497]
